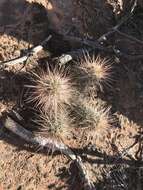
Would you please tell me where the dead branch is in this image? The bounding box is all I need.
[4,116,95,190]
[57,40,143,66]
[0,35,52,66]
[113,48,143,61]
[4,116,76,159]
[98,0,137,42]
[64,35,111,52]
[115,29,143,45]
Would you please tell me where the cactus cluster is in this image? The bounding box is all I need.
[76,53,112,93]
[26,54,113,145]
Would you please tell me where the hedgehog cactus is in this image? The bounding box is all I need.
[79,53,112,91]
[70,97,112,131]
[36,109,72,142]
[18,54,113,190]
[26,54,113,143]
[26,66,76,113]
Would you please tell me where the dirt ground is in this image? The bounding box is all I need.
[0,0,143,190]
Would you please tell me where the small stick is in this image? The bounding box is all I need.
[113,48,143,61]
[64,35,110,51]
[115,29,143,45]
[1,35,52,66]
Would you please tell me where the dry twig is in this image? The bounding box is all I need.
[0,35,52,66]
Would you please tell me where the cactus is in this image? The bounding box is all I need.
[35,109,72,143]
[78,53,112,91]
[26,66,76,113]
[69,97,112,131]
[15,54,113,190]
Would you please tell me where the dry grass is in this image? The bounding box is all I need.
[26,66,76,113]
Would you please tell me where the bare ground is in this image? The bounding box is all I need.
[0,0,143,190]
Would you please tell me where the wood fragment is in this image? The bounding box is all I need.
[1,35,52,66]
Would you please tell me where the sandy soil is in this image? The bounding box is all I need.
[0,0,143,190]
